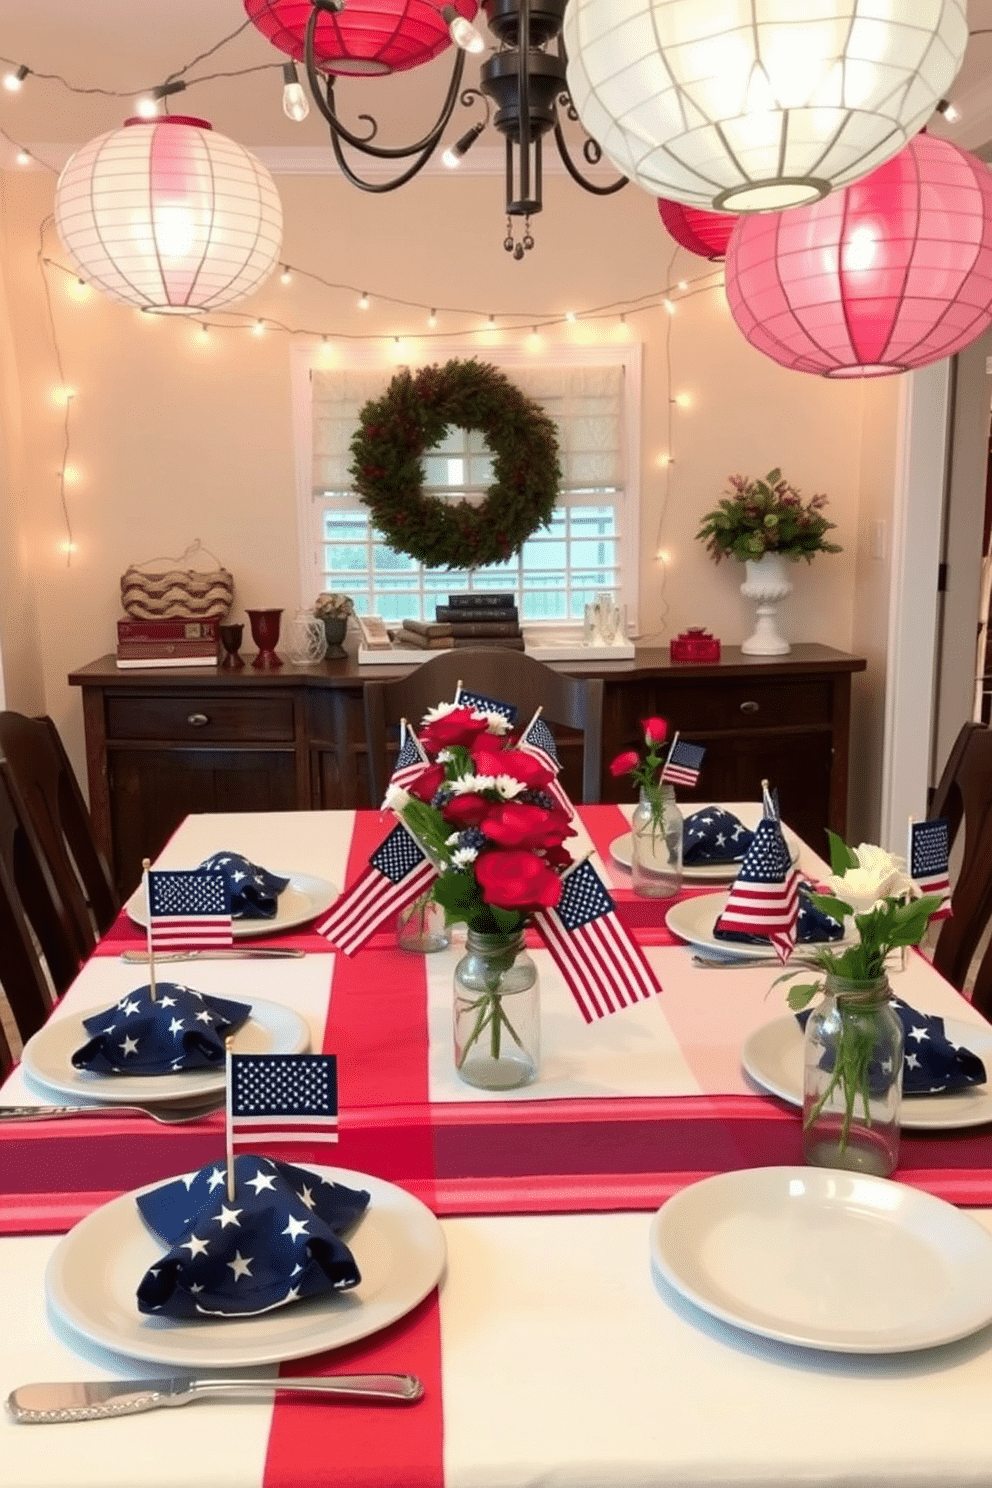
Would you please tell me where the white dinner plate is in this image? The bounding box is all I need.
[665,889,856,961]
[741,1014,992,1131]
[650,1166,992,1353]
[46,1165,446,1368]
[126,871,338,940]
[610,802,802,883]
[20,998,309,1106]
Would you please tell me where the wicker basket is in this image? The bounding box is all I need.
[120,542,233,621]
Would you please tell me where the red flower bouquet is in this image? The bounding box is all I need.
[385,699,579,935]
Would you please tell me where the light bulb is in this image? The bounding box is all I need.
[358,293,370,310]
[3,65,29,92]
[135,96,159,119]
[428,309,438,329]
[282,62,310,123]
[441,6,485,54]
[252,319,265,336]
[442,121,485,168]
[15,150,30,166]
[280,266,292,286]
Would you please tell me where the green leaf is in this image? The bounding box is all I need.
[825,829,859,875]
[804,890,853,923]
[786,983,819,1010]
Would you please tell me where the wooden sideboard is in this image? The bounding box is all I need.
[69,645,867,897]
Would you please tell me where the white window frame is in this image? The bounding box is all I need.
[291,338,642,633]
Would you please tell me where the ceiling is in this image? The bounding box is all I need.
[4,2,992,181]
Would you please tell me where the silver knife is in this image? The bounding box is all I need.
[121,948,306,963]
[7,1374,423,1422]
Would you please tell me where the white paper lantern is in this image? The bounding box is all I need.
[563,0,969,212]
[54,116,283,313]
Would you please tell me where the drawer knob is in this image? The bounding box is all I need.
[740,700,760,714]
[187,712,210,728]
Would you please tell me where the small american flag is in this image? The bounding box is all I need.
[147,869,233,951]
[388,721,431,795]
[715,816,800,962]
[228,1053,339,1147]
[909,817,952,921]
[454,685,518,724]
[533,860,662,1022]
[518,713,561,771]
[317,823,436,955]
[660,737,706,788]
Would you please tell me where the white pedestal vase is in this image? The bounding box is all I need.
[740,553,793,655]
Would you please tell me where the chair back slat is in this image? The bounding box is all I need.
[0,713,120,950]
[929,722,992,1019]
[363,649,604,806]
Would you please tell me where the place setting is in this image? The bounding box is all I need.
[12,1051,445,1415]
[7,865,312,1121]
[124,850,339,942]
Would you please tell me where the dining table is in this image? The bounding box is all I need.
[2,801,992,1488]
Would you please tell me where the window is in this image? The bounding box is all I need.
[293,342,641,631]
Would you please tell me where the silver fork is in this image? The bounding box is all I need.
[0,1100,223,1126]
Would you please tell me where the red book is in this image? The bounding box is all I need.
[117,617,220,643]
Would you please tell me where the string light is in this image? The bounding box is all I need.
[15,150,30,166]
[428,309,438,329]
[280,266,292,286]
[281,61,309,123]
[358,292,370,311]
[3,64,29,92]
[252,318,265,336]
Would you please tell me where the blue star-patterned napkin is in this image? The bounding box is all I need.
[136,1155,370,1319]
[797,996,987,1097]
[71,984,252,1075]
[197,852,290,919]
[682,807,755,864]
[714,883,845,946]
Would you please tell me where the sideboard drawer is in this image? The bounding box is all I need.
[669,679,833,732]
[105,693,296,744]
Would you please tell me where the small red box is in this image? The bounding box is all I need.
[670,628,721,663]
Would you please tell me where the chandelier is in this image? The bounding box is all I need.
[244,0,628,256]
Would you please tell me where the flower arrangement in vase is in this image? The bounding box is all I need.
[313,592,354,657]
[609,717,684,898]
[386,702,576,1090]
[783,833,945,1177]
[696,469,842,656]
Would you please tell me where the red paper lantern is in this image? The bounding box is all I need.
[244,0,479,76]
[725,133,992,378]
[657,200,736,261]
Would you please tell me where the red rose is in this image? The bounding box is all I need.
[609,750,640,778]
[475,746,554,789]
[442,793,493,828]
[469,731,510,760]
[476,850,562,912]
[420,707,491,752]
[405,764,446,803]
[641,716,668,745]
[481,802,573,850]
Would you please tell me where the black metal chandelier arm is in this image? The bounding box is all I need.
[552,119,629,195]
[304,7,467,159]
[325,123,447,192]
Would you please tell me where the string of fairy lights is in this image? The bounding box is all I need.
[4,19,723,574]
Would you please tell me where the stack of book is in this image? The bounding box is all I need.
[394,593,524,651]
[116,618,221,669]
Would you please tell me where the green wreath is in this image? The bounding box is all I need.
[349,358,561,570]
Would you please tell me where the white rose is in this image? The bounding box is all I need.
[384,785,411,812]
[825,842,913,915]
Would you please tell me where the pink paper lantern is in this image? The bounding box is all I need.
[725,133,992,378]
[657,200,736,261]
[244,0,478,76]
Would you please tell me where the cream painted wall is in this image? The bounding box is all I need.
[0,164,892,804]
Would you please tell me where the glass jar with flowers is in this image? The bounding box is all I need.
[783,834,944,1178]
[385,702,577,1090]
[610,718,683,899]
[696,469,842,655]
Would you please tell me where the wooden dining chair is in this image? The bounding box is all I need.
[0,993,15,1081]
[0,767,83,1042]
[363,648,604,807]
[928,721,992,1019]
[0,711,120,954]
